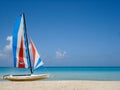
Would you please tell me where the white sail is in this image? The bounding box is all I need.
[29,39,44,70]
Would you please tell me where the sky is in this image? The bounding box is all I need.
[0,0,120,67]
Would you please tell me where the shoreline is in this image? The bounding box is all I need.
[0,80,120,90]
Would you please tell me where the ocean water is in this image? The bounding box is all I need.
[0,67,120,81]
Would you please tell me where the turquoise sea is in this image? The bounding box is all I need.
[0,67,120,81]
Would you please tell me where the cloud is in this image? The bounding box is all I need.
[56,49,67,59]
[0,35,13,67]
[5,36,12,51]
[0,35,12,56]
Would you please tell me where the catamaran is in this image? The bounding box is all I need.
[3,13,49,81]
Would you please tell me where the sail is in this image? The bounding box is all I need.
[12,14,30,68]
[29,39,44,70]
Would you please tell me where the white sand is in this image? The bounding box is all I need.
[0,81,120,90]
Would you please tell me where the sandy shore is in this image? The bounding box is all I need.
[0,80,120,90]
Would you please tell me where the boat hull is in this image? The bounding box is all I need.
[3,74,49,81]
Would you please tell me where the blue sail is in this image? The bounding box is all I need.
[12,14,30,68]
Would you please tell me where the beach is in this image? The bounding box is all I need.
[0,80,120,90]
[0,67,120,90]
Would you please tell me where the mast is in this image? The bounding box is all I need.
[22,13,33,74]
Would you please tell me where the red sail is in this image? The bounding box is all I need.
[18,37,25,68]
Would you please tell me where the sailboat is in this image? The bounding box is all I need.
[3,13,49,81]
